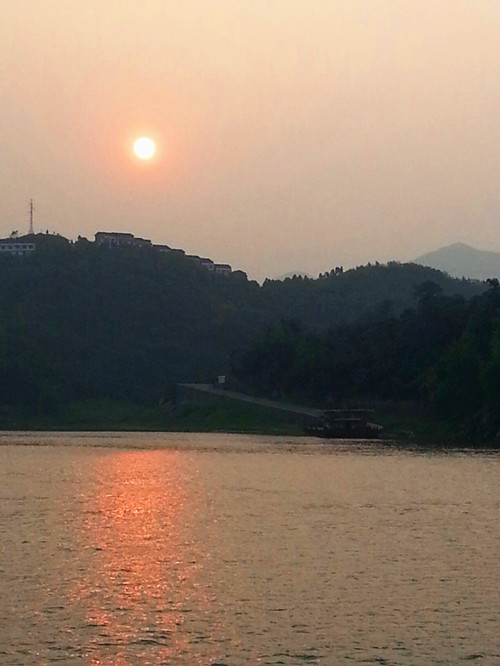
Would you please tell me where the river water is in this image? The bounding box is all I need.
[0,432,498,665]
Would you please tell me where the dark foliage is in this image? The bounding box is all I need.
[232,280,500,441]
[0,234,489,431]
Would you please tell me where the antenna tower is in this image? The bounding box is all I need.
[29,199,34,235]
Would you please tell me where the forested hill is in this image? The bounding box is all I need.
[261,262,482,327]
[0,234,486,412]
[233,282,500,442]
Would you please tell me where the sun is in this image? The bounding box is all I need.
[134,137,155,160]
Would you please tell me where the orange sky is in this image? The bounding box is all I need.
[2,1,500,280]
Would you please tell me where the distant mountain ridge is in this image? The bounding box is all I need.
[414,242,500,280]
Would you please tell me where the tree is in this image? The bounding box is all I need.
[433,334,483,418]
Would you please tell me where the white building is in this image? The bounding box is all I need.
[0,242,35,256]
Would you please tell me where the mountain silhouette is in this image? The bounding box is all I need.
[414,242,500,280]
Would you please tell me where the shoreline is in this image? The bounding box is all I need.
[1,399,498,449]
[1,428,498,452]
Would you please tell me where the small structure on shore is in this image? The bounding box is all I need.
[304,409,382,439]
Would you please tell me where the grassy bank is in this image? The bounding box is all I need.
[1,399,497,448]
[374,401,458,445]
[0,399,303,435]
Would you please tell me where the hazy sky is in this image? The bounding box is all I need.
[2,1,500,280]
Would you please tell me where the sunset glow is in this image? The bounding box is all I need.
[134,137,155,160]
[2,1,500,279]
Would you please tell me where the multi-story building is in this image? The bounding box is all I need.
[200,258,215,272]
[0,241,35,256]
[95,232,152,248]
[94,231,233,276]
[214,263,232,276]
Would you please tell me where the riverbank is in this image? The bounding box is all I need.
[1,399,497,448]
[0,399,303,436]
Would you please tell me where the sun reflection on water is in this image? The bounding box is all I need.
[72,449,215,664]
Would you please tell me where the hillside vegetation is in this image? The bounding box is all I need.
[0,234,490,437]
[233,281,500,443]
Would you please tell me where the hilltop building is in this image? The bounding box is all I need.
[214,263,232,276]
[0,240,35,256]
[95,232,151,248]
[0,227,236,276]
[200,258,215,272]
[94,231,232,275]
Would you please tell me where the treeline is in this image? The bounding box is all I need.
[232,281,500,441]
[0,235,266,410]
[0,233,489,428]
[260,261,481,328]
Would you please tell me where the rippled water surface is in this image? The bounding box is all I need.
[0,432,498,665]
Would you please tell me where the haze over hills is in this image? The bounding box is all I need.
[414,243,500,281]
[0,234,486,410]
[0,234,498,439]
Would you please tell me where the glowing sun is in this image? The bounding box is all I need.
[134,137,155,160]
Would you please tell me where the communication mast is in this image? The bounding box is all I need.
[28,199,34,235]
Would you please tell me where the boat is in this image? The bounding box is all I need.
[304,409,382,439]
